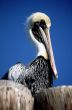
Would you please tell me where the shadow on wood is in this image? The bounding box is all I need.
[34,86,72,110]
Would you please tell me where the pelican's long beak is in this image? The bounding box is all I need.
[39,27,58,79]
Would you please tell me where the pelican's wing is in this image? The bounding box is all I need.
[16,56,53,95]
[8,63,26,81]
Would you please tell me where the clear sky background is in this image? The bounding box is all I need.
[0,0,72,86]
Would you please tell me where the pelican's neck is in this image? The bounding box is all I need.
[29,29,48,60]
[37,43,48,59]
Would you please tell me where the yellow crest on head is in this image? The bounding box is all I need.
[27,12,51,29]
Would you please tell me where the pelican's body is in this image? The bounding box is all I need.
[16,56,53,95]
[2,12,58,96]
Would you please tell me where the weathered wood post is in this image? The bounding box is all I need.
[0,80,72,110]
[0,80,34,110]
[34,86,72,110]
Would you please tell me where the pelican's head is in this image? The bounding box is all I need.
[27,12,58,79]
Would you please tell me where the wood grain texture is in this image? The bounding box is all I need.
[34,86,72,110]
[0,80,34,110]
[0,80,72,110]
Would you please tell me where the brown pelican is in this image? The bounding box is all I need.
[2,12,58,95]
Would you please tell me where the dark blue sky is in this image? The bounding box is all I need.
[0,0,72,86]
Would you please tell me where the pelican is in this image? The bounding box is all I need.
[2,12,58,95]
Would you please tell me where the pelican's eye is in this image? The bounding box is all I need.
[33,21,40,28]
[40,19,47,30]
